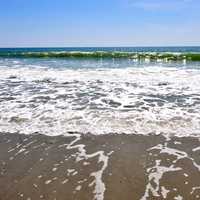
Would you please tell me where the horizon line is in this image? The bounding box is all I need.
[0,45,200,48]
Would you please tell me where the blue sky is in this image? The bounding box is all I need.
[0,0,200,47]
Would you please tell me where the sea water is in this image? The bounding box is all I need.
[0,47,200,137]
[0,47,200,200]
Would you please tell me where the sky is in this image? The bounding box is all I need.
[0,0,200,47]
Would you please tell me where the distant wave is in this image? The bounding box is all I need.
[1,51,200,61]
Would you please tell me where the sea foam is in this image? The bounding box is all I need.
[0,59,200,137]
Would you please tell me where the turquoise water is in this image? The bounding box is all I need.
[0,46,200,70]
[1,47,200,61]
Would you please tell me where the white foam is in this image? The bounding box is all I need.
[174,195,183,200]
[45,180,52,185]
[75,185,82,191]
[161,186,170,199]
[192,146,200,152]
[61,179,68,184]
[0,62,200,137]
[63,133,109,200]
[142,143,200,199]
[191,186,200,194]
[52,168,57,172]
[141,159,181,200]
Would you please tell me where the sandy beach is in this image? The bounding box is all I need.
[0,132,199,200]
[1,48,200,200]
[1,0,200,198]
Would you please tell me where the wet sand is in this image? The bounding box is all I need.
[0,132,200,200]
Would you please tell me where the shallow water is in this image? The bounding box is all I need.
[0,58,200,137]
[0,133,200,200]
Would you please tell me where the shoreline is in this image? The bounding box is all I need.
[0,132,200,200]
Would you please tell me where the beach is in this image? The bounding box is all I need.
[0,132,200,200]
[0,47,200,199]
[1,0,200,197]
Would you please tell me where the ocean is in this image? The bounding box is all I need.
[0,47,200,200]
[0,47,200,136]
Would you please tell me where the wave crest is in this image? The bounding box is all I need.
[0,51,200,61]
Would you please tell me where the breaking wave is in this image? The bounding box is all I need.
[0,51,200,61]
